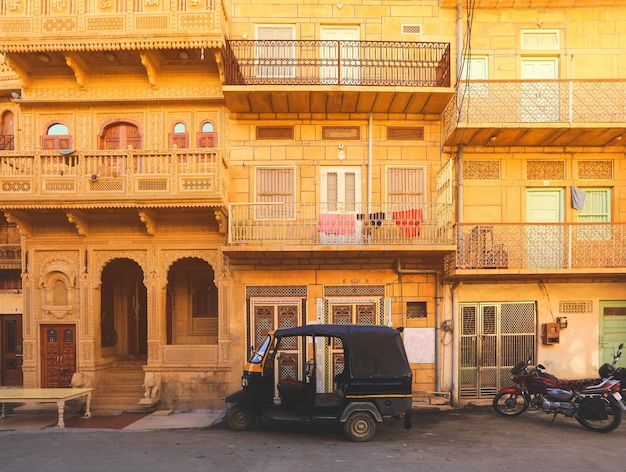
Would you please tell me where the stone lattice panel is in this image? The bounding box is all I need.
[463,160,500,180]
[527,160,564,180]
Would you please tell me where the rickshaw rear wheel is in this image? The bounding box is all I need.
[344,411,377,442]
[227,404,255,431]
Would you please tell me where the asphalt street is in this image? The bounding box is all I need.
[0,406,619,472]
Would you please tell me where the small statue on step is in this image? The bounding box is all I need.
[142,372,161,400]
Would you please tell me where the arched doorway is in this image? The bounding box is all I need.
[0,110,14,150]
[166,258,218,345]
[100,259,147,360]
[99,121,142,150]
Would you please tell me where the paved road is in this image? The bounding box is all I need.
[0,407,619,472]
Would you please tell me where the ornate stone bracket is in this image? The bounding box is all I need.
[66,211,89,236]
[213,208,227,236]
[139,52,159,89]
[65,53,87,89]
[138,210,157,236]
[4,211,32,237]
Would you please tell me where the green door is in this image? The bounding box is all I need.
[600,301,626,367]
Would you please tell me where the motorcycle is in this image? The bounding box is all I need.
[599,343,626,391]
[492,356,625,433]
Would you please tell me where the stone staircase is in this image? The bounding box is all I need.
[91,363,152,416]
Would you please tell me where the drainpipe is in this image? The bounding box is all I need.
[367,113,373,214]
[451,281,461,406]
[395,259,442,392]
[456,0,465,224]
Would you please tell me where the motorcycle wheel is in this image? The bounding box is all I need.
[492,391,528,416]
[575,396,622,433]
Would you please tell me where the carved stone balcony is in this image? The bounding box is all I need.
[0,149,227,208]
[443,80,626,147]
[0,0,226,51]
[223,40,453,115]
[447,223,626,278]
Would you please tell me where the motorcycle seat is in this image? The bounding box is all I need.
[556,378,598,391]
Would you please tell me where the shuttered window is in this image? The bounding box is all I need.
[255,167,296,220]
[387,166,425,209]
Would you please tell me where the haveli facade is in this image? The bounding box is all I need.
[0,0,624,412]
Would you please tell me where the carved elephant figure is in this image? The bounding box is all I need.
[143,372,161,400]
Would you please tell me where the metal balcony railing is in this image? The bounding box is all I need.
[0,149,227,203]
[228,202,454,246]
[449,223,626,271]
[224,40,451,87]
[443,80,626,139]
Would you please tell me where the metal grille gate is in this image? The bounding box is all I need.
[459,302,536,399]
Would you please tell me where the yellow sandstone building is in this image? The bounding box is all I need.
[0,0,624,412]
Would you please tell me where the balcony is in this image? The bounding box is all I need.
[223,40,453,115]
[0,1,225,51]
[447,223,626,277]
[443,80,626,147]
[227,201,453,250]
[0,149,227,207]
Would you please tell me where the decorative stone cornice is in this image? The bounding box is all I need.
[1,40,225,54]
[139,52,158,89]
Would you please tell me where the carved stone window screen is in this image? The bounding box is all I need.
[577,160,613,180]
[463,160,500,180]
[527,160,565,180]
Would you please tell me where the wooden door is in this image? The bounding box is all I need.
[41,325,76,388]
[100,122,142,150]
[1,315,23,386]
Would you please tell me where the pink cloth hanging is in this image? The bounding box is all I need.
[391,209,423,238]
[317,213,356,235]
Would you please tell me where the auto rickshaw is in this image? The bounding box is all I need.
[225,324,413,442]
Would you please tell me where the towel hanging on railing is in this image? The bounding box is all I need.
[571,186,586,210]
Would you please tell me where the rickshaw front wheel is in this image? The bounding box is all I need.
[344,411,377,442]
[227,404,255,431]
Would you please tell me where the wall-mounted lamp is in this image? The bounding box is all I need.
[556,316,568,329]
[337,143,345,160]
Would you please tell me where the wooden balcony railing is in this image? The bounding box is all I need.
[443,79,626,139]
[449,223,626,272]
[224,40,451,87]
[0,149,227,204]
[0,135,14,151]
[228,202,454,246]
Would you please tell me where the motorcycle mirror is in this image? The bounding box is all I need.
[620,343,624,350]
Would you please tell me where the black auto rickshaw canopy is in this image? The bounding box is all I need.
[274,324,412,379]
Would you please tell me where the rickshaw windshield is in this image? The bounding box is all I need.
[249,335,272,364]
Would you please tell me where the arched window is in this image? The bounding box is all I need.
[42,122,72,150]
[0,111,14,150]
[197,120,217,148]
[169,121,189,148]
[99,121,142,150]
